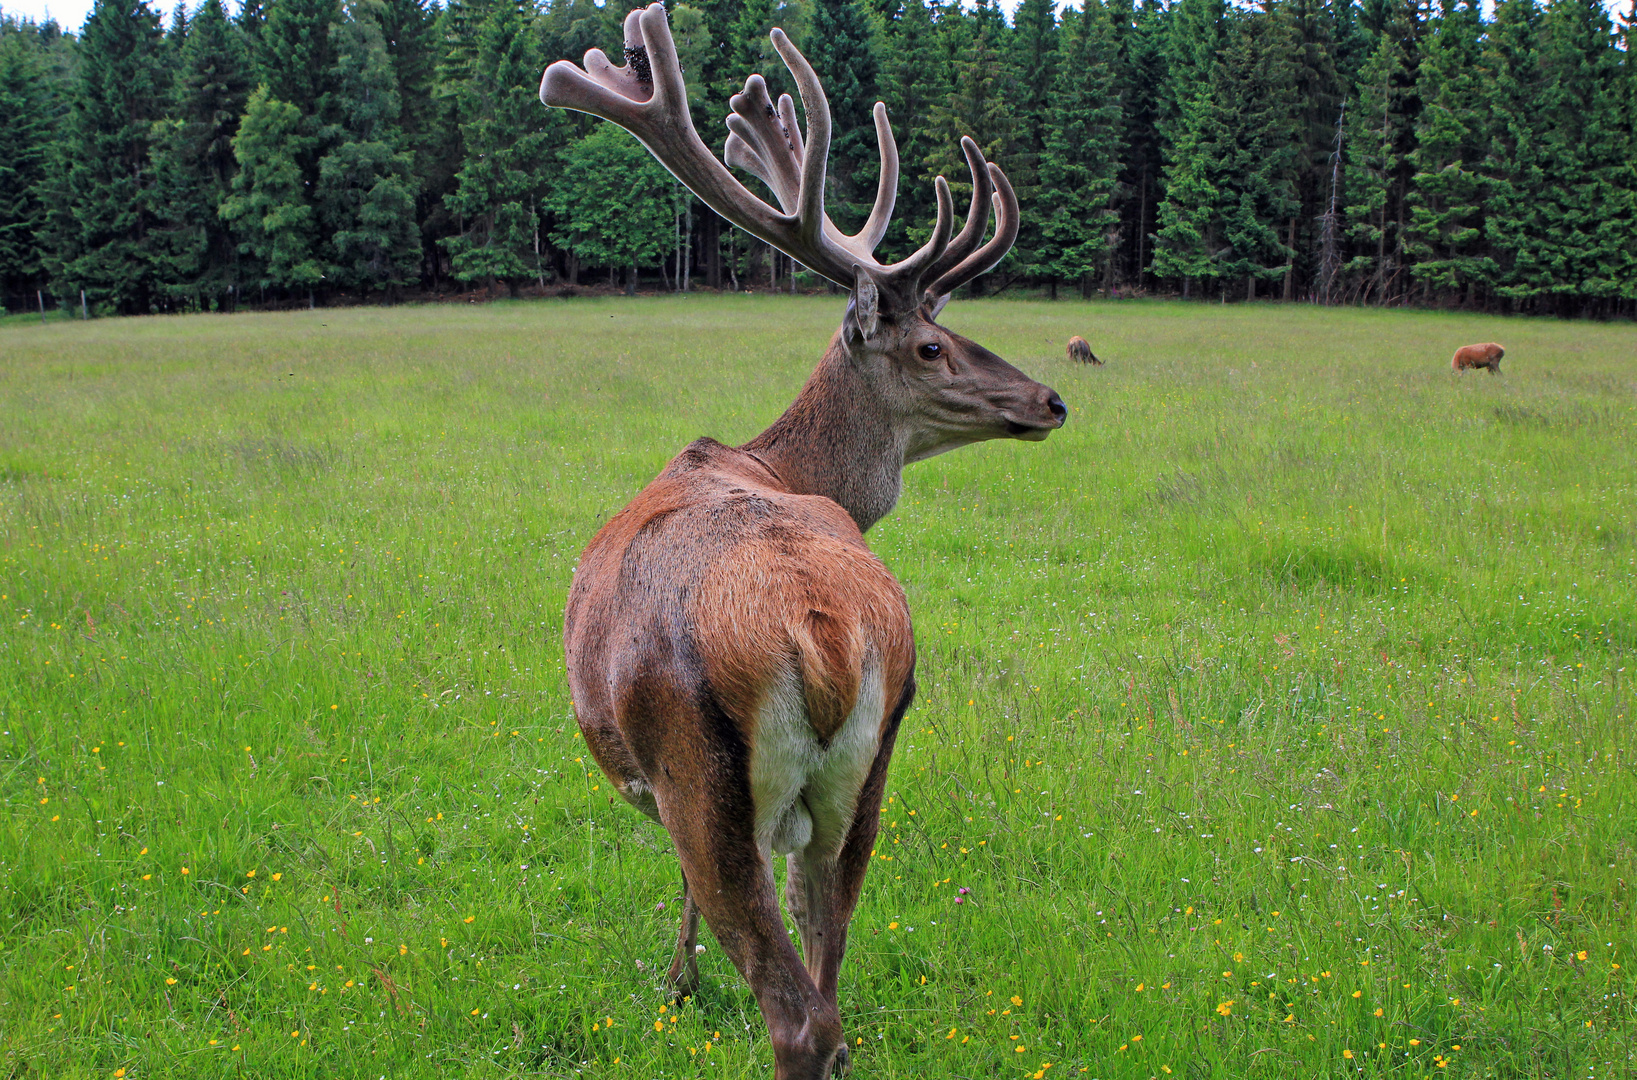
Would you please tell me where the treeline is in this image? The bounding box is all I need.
[1,0,1634,316]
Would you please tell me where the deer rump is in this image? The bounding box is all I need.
[564,439,915,864]
[1452,342,1504,372]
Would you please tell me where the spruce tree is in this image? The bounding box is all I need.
[803,0,879,233]
[1006,0,1059,283]
[1481,0,1548,305]
[257,0,343,118]
[318,0,421,294]
[876,0,941,258]
[220,86,325,295]
[924,0,1016,288]
[150,0,253,308]
[1210,7,1300,300]
[1274,0,1346,301]
[47,0,170,314]
[1116,0,1168,288]
[0,21,53,309]
[1342,0,1422,304]
[442,0,560,292]
[1530,0,1634,313]
[1036,0,1123,297]
[1405,0,1492,304]
[378,0,442,284]
[1151,85,1222,294]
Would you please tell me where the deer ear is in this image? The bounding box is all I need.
[925,292,951,321]
[846,267,880,343]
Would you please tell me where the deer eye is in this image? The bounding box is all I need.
[917,342,942,360]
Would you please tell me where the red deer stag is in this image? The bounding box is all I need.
[540,6,1065,1076]
[1067,335,1102,365]
[1452,342,1504,374]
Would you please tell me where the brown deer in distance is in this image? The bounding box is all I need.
[1067,335,1102,365]
[540,6,1065,1077]
[1452,342,1504,374]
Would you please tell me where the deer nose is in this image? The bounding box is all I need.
[1047,394,1068,424]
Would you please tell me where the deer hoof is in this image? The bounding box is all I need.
[665,962,700,1001]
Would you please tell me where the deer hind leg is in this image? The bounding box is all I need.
[664,816,842,1079]
[805,675,912,1007]
[666,869,701,998]
[650,723,843,1077]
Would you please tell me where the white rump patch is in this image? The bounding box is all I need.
[749,653,885,861]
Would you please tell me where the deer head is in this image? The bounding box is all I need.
[541,5,1064,447]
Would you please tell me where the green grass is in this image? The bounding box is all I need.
[1,296,1632,1079]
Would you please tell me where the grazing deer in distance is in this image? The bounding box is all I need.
[1067,335,1102,365]
[1452,342,1504,374]
[541,6,1065,1076]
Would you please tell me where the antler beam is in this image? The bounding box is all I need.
[540,2,1015,302]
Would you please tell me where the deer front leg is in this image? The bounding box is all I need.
[666,871,701,998]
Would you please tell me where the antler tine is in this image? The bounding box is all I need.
[920,137,996,287]
[725,76,802,213]
[887,174,954,282]
[768,28,829,248]
[924,162,1020,301]
[857,103,899,255]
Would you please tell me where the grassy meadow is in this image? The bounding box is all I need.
[1,296,1633,1079]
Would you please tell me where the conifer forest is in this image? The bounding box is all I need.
[2,0,1635,318]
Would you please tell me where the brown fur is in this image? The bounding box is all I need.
[565,323,1061,1079]
[1066,335,1102,365]
[1452,342,1504,374]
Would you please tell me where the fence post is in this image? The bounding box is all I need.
[38,289,46,325]
[81,289,88,320]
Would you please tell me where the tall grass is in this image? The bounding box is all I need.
[1,297,1632,1079]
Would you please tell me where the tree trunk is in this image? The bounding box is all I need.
[704,208,721,288]
[1246,273,1255,302]
[1282,218,1295,301]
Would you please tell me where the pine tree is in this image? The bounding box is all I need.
[0,21,54,309]
[221,86,325,295]
[318,0,421,294]
[1036,0,1123,297]
[442,0,561,292]
[803,0,880,233]
[47,0,170,314]
[149,0,253,308]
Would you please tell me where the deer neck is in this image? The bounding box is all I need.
[740,341,906,533]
